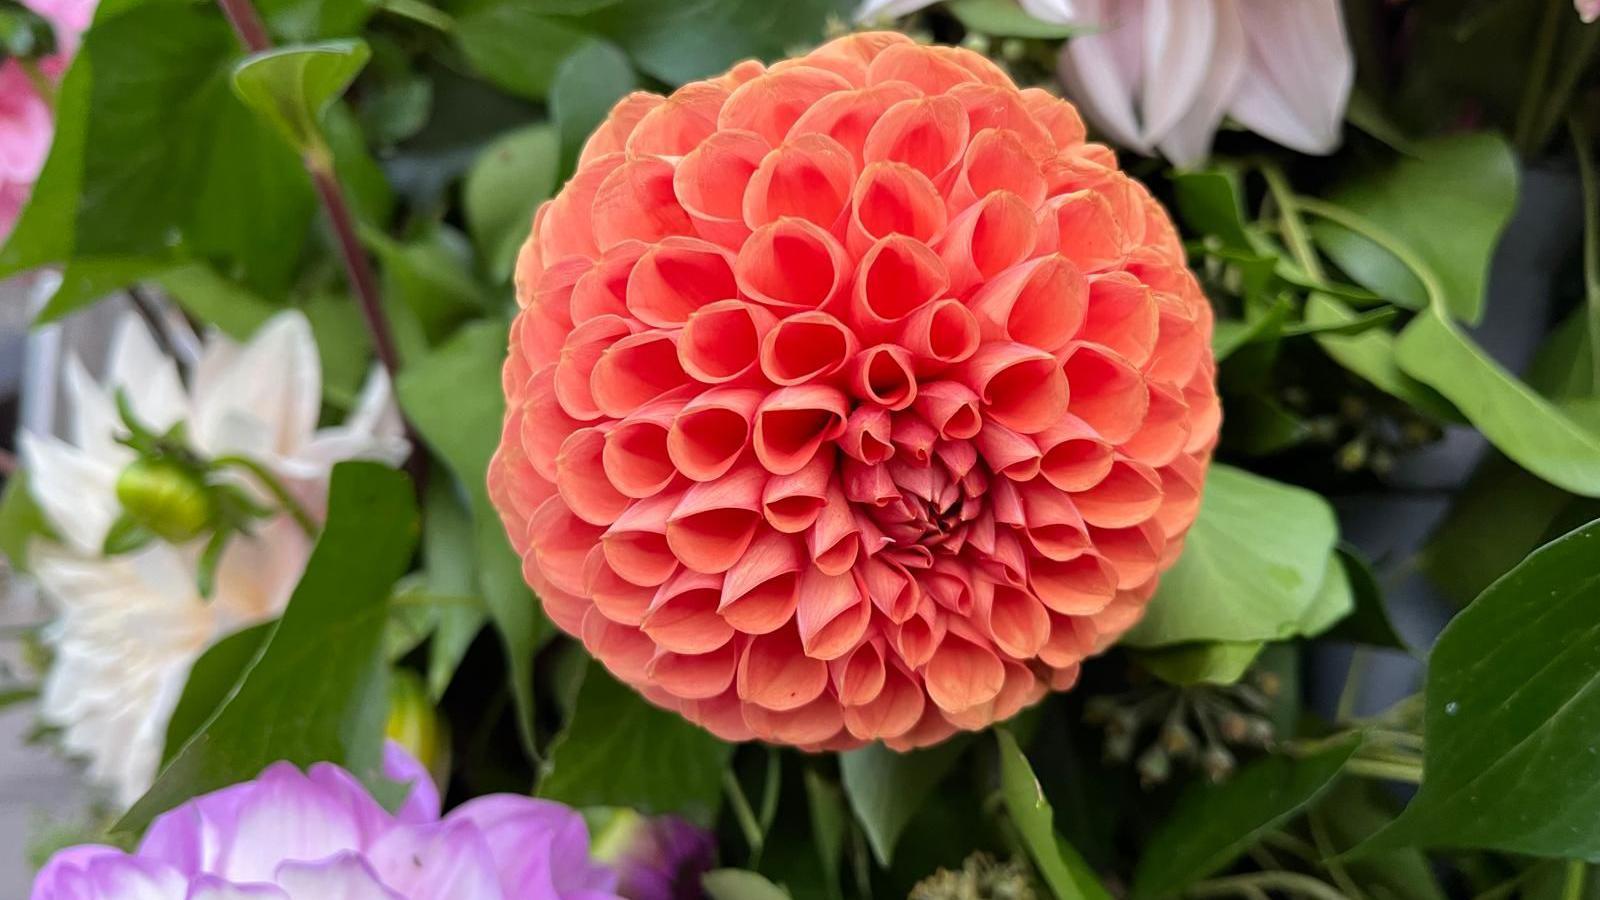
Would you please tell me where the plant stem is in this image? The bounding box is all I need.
[1309,809,1366,900]
[1563,860,1588,900]
[1261,162,1326,282]
[214,0,425,486]
[1295,197,1448,310]
[1344,756,1423,784]
[213,454,318,537]
[1515,0,1565,157]
[1188,871,1351,900]
[722,768,766,864]
[1572,118,1600,392]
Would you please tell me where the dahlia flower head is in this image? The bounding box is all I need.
[31,743,621,899]
[490,32,1220,751]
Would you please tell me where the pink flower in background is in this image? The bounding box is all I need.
[1580,0,1599,22]
[31,743,623,899]
[0,0,96,237]
[1057,0,1354,166]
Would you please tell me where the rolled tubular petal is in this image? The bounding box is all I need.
[494,32,1218,751]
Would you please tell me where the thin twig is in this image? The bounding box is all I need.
[214,0,424,487]
[1188,871,1350,900]
[126,285,178,362]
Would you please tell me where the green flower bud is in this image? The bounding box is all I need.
[385,669,451,788]
[114,458,214,544]
[1137,745,1171,787]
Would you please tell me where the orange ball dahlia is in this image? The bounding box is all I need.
[489,32,1220,751]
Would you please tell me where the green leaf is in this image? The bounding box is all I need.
[1315,780,1446,900]
[1122,465,1340,647]
[1135,641,1265,686]
[551,38,635,177]
[159,262,280,339]
[454,3,591,100]
[703,869,793,900]
[160,622,273,766]
[538,664,731,825]
[945,0,1078,38]
[839,737,970,866]
[4,2,314,313]
[395,319,548,759]
[1325,546,1407,649]
[117,462,418,835]
[996,729,1112,900]
[570,0,851,86]
[0,470,58,575]
[803,768,847,898]
[1171,167,1253,252]
[1397,304,1600,497]
[1311,133,1517,324]
[1360,518,1600,860]
[420,478,487,699]
[231,40,371,155]
[1305,294,1459,421]
[1296,552,1355,637]
[369,224,487,344]
[463,124,559,283]
[1130,739,1360,899]
[256,0,373,42]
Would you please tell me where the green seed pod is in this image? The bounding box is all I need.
[385,668,451,789]
[114,458,214,544]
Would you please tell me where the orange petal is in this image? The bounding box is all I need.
[668,387,762,482]
[976,419,1042,481]
[625,237,738,327]
[585,545,656,626]
[1029,553,1117,616]
[760,311,859,385]
[581,607,657,683]
[742,693,846,747]
[935,190,1036,296]
[761,448,835,532]
[718,65,853,146]
[947,84,1054,159]
[949,127,1048,213]
[1036,415,1114,492]
[1081,272,1159,367]
[1019,479,1091,562]
[923,625,1004,714]
[849,344,918,410]
[591,156,694,251]
[1062,343,1149,444]
[555,424,629,526]
[796,565,871,660]
[1020,87,1087,148]
[1072,458,1163,529]
[967,254,1087,353]
[850,162,947,253]
[1091,521,1167,590]
[866,42,978,94]
[830,637,887,707]
[603,393,689,499]
[647,641,741,701]
[674,129,769,248]
[839,405,894,465]
[602,488,685,587]
[1037,189,1128,274]
[843,658,925,740]
[862,94,969,184]
[555,314,636,421]
[852,234,949,332]
[1119,381,1190,468]
[625,81,728,158]
[679,299,777,385]
[753,385,849,475]
[959,342,1069,435]
[591,330,691,418]
[978,582,1050,659]
[900,298,980,372]
[737,624,829,711]
[736,218,849,311]
[720,530,802,634]
[666,465,767,573]
[894,598,946,669]
[913,380,982,441]
[743,133,857,231]
[570,241,646,323]
[790,81,923,165]
[644,569,735,654]
[527,495,605,597]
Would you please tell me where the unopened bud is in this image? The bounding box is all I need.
[1103,731,1134,763]
[1084,695,1118,725]
[1137,745,1171,787]
[1246,717,1276,747]
[1201,746,1235,782]
[1219,711,1249,743]
[115,458,213,544]
[1160,721,1196,758]
[385,669,450,789]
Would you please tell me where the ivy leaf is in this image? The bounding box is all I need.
[3,2,314,318]
[0,470,58,575]
[159,622,273,766]
[1311,133,1517,324]
[231,39,371,155]
[116,462,417,836]
[703,870,792,900]
[839,737,970,866]
[568,0,851,85]
[538,664,731,825]
[1130,739,1360,899]
[463,123,559,282]
[1359,518,1600,860]
[1122,465,1340,647]
[395,320,549,760]
[996,729,1112,900]
[1396,304,1600,497]
[551,38,635,177]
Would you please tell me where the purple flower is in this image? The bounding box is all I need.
[32,743,621,899]
[594,812,717,900]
